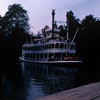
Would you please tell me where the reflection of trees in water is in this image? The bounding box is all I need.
[0,63,27,100]
[22,62,80,95]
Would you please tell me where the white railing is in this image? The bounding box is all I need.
[23,48,76,54]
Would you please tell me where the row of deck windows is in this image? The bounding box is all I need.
[23,43,75,51]
[24,53,67,61]
[25,53,47,59]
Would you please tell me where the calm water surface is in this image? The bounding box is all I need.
[0,62,99,100]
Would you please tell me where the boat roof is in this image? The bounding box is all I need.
[45,28,60,32]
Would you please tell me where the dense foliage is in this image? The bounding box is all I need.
[77,15,100,66]
[0,4,30,61]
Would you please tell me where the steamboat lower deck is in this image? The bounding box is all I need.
[20,57,82,65]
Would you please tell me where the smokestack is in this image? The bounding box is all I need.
[52,10,55,39]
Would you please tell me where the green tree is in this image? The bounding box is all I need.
[36,31,41,38]
[4,4,30,35]
[77,14,100,64]
[81,15,99,44]
[0,4,30,61]
[58,25,66,39]
[67,11,80,41]
[82,15,97,33]
[41,25,49,37]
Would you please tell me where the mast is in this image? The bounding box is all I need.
[68,27,79,50]
[30,33,33,44]
[66,12,69,42]
[66,12,69,52]
[52,10,55,39]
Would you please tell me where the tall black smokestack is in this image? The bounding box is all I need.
[52,10,55,39]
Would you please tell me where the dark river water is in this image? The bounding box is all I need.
[0,61,100,100]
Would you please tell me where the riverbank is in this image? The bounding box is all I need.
[36,81,100,100]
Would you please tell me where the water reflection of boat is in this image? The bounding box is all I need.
[20,10,82,64]
[21,62,80,95]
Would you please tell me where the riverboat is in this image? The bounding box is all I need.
[20,10,82,64]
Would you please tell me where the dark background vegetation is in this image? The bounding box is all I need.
[0,3,100,70]
[0,4,31,62]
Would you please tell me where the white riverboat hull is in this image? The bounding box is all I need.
[19,57,82,64]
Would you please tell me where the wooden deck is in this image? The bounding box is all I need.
[36,82,100,100]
